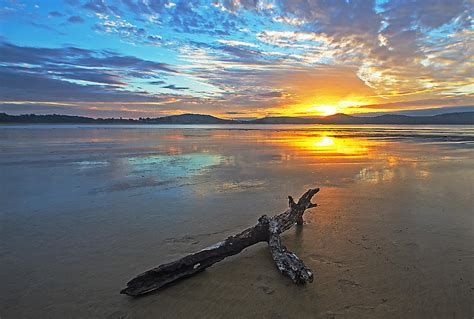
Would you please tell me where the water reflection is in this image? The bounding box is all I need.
[314,136,334,147]
[4,126,471,199]
[75,160,109,170]
[73,129,469,195]
[126,153,225,178]
[105,153,230,192]
[261,132,374,160]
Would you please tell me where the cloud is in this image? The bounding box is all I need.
[0,0,471,118]
[382,0,468,30]
[76,54,175,72]
[72,0,245,37]
[355,105,474,117]
[149,80,166,85]
[0,41,176,102]
[0,68,148,102]
[225,111,247,115]
[147,35,162,43]
[162,84,189,90]
[67,15,85,24]
[0,41,176,73]
[48,11,64,18]
[58,0,470,103]
[257,91,284,98]
[82,0,122,16]
[354,95,474,110]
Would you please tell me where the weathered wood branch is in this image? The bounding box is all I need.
[268,219,313,284]
[121,188,319,297]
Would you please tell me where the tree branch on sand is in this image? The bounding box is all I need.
[121,188,320,297]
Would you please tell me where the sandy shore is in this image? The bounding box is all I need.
[1,125,473,318]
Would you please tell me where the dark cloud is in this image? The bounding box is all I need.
[358,105,474,117]
[67,15,84,24]
[162,84,189,90]
[0,68,152,102]
[382,0,468,30]
[4,65,126,86]
[147,35,162,41]
[82,0,122,15]
[149,80,166,85]
[48,11,64,18]
[225,111,248,115]
[280,0,381,37]
[358,96,474,110]
[0,41,176,73]
[218,45,263,61]
[186,41,271,66]
[1,41,64,64]
[257,91,283,98]
[86,0,245,36]
[146,35,162,45]
[76,54,175,72]
[0,41,176,102]
[120,0,155,15]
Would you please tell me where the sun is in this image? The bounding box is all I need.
[312,105,338,116]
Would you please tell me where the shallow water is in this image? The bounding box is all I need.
[1,125,473,318]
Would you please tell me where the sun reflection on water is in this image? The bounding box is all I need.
[265,132,374,159]
[314,136,334,147]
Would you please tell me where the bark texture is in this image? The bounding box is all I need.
[121,188,319,296]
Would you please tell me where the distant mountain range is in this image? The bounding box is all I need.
[1,112,473,125]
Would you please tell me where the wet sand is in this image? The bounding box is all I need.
[0,125,473,318]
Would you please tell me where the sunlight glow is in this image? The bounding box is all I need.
[314,136,335,147]
[300,99,369,117]
[265,132,373,159]
[295,135,370,157]
[310,105,338,116]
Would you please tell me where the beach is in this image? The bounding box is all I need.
[1,125,473,318]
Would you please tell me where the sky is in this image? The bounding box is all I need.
[0,0,472,119]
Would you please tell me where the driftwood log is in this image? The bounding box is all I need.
[121,188,319,296]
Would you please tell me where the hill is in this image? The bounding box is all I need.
[247,112,474,125]
[142,113,234,124]
[1,112,473,125]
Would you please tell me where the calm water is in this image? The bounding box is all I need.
[1,125,473,318]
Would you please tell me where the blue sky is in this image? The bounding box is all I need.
[0,0,472,118]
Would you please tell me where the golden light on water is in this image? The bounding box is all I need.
[313,136,335,147]
[265,132,373,158]
[295,135,370,157]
